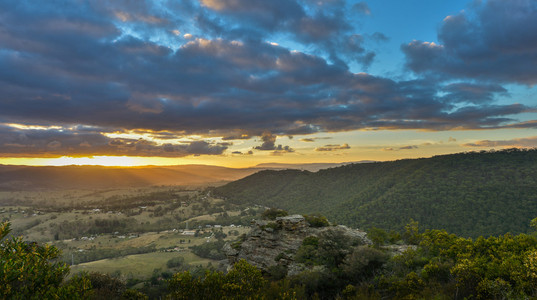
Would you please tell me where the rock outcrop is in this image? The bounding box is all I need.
[223,215,370,276]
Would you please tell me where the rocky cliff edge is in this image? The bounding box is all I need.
[223,215,371,276]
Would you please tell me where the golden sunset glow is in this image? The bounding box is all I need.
[47,156,148,167]
[0,128,535,168]
[0,156,189,167]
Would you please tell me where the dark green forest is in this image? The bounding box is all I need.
[214,149,537,238]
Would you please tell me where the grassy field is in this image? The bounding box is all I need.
[71,251,213,279]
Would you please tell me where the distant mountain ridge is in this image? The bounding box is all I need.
[0,162,359,190]
[0,164,255,190]
[214,149,537,238]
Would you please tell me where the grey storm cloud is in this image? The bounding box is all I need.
[402,0,537,84]
[0,0,535,157]
[0,125,227,157]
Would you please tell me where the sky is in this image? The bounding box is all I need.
[1,0,536,167]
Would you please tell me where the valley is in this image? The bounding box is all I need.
[0,185,261,296]
[4,149,537,299]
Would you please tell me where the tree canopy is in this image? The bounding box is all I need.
[0,222,92,299]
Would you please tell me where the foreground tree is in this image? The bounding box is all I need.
[0,221,92,299]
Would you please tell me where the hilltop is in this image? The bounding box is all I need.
[214,149,537,238]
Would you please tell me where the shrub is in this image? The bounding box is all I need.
[264,222,281,231]
[166,256,186,269]
[262,208,288,220]
[86,272,127,299]
[167,259,266,299]
[303,214,330,227]
[368,227,389,247]
[190,240,226,260]
[342,246,389,281]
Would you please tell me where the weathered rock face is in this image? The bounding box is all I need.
[224,215,370,275]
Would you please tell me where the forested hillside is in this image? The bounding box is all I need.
[214,149,537,237]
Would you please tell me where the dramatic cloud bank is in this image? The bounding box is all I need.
[0,0,535,157]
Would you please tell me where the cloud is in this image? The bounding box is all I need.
[231,150,252,155]
[222,133,252,140]
[0,0,534,158]
[370,32,388,42]
[463,136,537,148]
[254,132,294,153]
[381,145,418,151]
[197,0,376,66]
[353,2,371,15]
[271,146,295,156]
[399,145,418,150]
[0,25,530,141]
[402,0,537,84]
[254,132,277,150]
[442,83,508,104]
[184,140,227,155]
[300,137,332,142]
[315,143,350,151]
[0,125,227,157]
[274,145,294,152]
[231,150,253,155]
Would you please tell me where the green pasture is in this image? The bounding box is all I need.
[70,251,214,278]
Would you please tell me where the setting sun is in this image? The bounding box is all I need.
[0,156,193,167]
[47,156,148,167]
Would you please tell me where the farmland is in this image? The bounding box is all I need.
[0,185,259,282]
